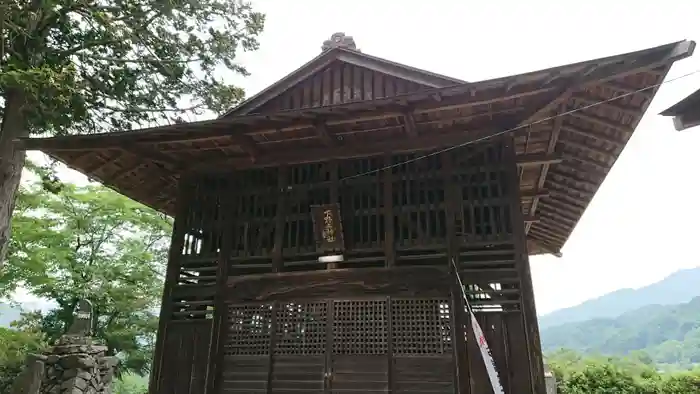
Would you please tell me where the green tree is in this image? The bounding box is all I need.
[0,326,48,392]
[0,167,172,374]
[548,350,700,394]
[0,0,265,264]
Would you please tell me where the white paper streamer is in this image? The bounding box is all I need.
[452,259,505,394]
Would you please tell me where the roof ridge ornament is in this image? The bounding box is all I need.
[321,32,360,53]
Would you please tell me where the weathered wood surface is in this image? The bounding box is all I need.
[154,321,212,394]
[148,137,547,394]
[226,266,451,302]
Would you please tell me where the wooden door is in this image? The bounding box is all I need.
[329,299,390,393]
[220,297,453,393]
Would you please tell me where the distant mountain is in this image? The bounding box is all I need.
[538,267,700,329]
[541,296,700,366]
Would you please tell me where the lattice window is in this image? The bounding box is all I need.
[333,300,387,355]
[452,141,515,241]
[225,303,273,355]
[392,299,452,355]
[275,302,327,355]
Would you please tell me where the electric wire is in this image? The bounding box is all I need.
[338,68,700,182]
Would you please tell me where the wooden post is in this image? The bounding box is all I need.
[148,179,192,394]
[443,151,471,394]
[273,166,288,272]
[504,136,546,394]
[383,155,395,267]
[206,180,235,394]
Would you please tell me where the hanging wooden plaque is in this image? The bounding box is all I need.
[311,204,345,252]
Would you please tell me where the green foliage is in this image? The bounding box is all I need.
[0,326,48,392]
[113,373,149,394]
[0,0,265,266]
[1,0,266,133]
[541,296,700,366]
[548,351,700,394]
[0,167,172,375]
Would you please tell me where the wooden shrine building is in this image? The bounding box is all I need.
[17,36,695,394]
[661,87,700,130]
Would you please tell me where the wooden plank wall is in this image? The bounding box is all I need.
[149,178,224,394]
[149,136,545,394]
[155,321,212,394]
[253,61,431,113]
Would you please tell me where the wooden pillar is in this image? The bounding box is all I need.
[504,136,546,394]
[383,155,395,267]
[443,151,470,394]
[206,180,235,394]
[148,179,192,394]
[273,166,288,272]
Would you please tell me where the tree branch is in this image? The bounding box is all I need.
[58,38,123,58]
[100,103,206,114]
[81,55,204,64]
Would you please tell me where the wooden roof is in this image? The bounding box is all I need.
[16,40,695,256]
[660,88,700,130]
[222,46,465,116]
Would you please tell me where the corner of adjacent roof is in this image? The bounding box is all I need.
[673,116,686,131]
[672,40,696,60]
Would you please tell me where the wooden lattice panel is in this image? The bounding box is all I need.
[332,300,388,355]
[391,298,452,355]
[452,141,514,243]
[390,154,446,248]
[275,302,327,355]
[224,303,273,356]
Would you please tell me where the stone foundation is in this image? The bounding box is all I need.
[12,335,118,394]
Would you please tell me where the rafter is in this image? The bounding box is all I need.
[521,188,550,199]
[516,153,562,166]
[190,125,506,172]
[561,125,626,148]
[525,103,564,235]
[570,112,632,134]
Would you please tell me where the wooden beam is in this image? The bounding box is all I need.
[315,122,337,146]
[229,134,260,161]
[191,125,506,172]
[529,239,563,257]
[526,103,564,234]
[225,266,451,302]
[516,153,562,166]
[125,144,185,172]
[402,111,418,137]
[522,215,540,224]
[521,188,550,199]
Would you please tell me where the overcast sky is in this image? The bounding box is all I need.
[17,0,700,315]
